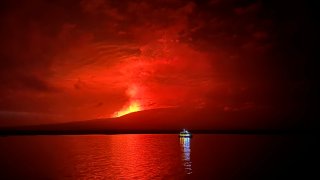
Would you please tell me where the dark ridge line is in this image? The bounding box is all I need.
[0,129,315,136]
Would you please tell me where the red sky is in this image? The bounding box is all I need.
[0,0,316,127]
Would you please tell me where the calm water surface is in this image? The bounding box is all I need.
[0,134,315,179]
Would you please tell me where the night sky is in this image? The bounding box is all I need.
[0,0,317,128]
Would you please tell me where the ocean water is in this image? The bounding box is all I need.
[0,134,316,179]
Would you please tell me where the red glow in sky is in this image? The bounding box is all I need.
[0,0,315,127]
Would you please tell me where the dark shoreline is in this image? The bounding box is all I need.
[0,129,314,136]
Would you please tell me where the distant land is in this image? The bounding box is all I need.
[0,108,315,135]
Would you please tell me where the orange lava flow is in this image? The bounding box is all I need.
[112,84,143,117]
[113,101,141,117]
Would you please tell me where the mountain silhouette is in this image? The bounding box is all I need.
[1,107,306,135]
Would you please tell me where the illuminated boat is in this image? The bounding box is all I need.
[179,129,192,138]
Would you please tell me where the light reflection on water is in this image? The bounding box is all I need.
[180,137,192,174]
[0,134,307,179]
[0,135,185,179]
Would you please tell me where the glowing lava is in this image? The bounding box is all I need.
[113,101,141,117]
[112,85,143,117]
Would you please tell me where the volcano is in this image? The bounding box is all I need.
[0,107,308,135]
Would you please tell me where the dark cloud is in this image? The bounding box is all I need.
[0,0,316,126]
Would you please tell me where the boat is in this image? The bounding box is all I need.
[179,129,192,138]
